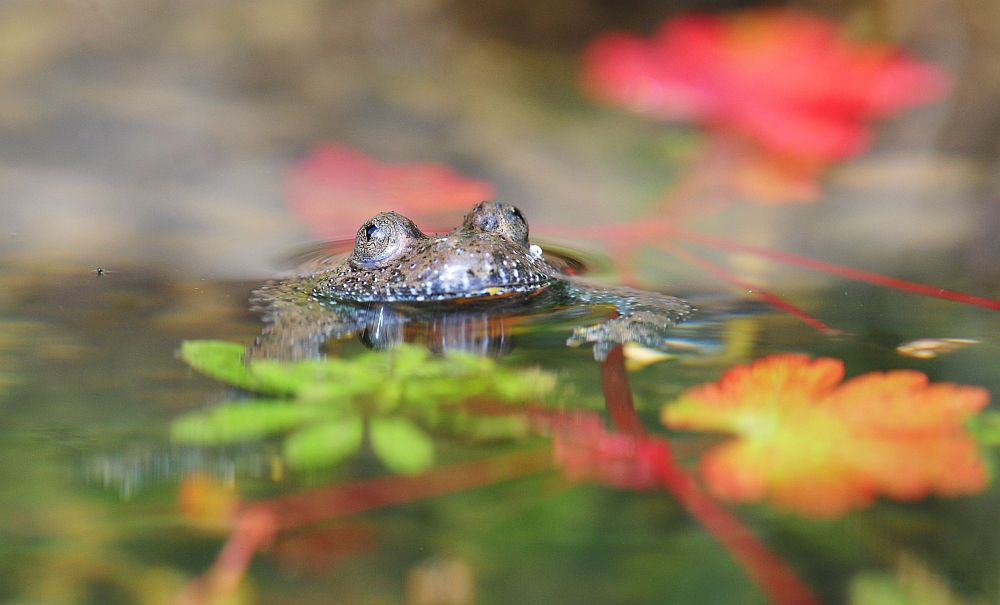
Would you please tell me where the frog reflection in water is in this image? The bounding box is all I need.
[252,202,693,361]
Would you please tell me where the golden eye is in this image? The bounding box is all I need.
[350,212,425,268]
[464,201,530,246]
[504,205,529,244]
[475,213,499,232]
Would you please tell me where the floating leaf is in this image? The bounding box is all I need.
[369,416,435,475]
[177,341,559,473]
[181,340,296,396]
[181,340,258,389]
[493,367,559,402]
[172,400,326,444]
[384,345,437,377]
[284,414,364,470]
[662,354,990,517]
[250,358,384,401]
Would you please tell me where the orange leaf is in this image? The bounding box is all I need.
[662,354,990,517]
[178,472,240,532]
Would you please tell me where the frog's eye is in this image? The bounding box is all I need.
[474,213,499,232]
[464,201,530,247]
[351,212,424,268]
[508,206,525,224]
[501,204,529,245]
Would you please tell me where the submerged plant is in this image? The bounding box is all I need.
[173,341,557,474]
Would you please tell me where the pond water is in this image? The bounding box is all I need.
[1,248,997,605]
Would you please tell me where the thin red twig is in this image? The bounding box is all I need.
[599,346,823,605]
[255,448,551,531]
[538,219,999,312]
[669,229,1000,311]
[660,241,840,335]
[181,448,551,604]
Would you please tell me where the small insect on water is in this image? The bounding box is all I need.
[92,267,117,277]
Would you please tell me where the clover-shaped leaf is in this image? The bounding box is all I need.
[284,414,364,470]
[369,416,435,475]
[176,341,558,474]
[172,400,328,444]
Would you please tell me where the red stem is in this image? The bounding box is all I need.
[660,241,840,335]
[601,343,646,437]
[599,346,822,605]
[253,448,550,531]
[671,228,1000,311]
[181,448,551,604]
[538,219,999,312]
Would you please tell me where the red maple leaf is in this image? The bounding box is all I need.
[582,10,948,202]
[288,145,495,239]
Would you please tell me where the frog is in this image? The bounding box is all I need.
[251,201,694,361]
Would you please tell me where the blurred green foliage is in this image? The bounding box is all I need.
[967,411,1000,449]
[173,341,558,473]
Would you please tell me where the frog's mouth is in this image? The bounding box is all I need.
[464,282,551,299]
[421,281,550,301]
[359,278,551,304]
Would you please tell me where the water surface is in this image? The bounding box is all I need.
[1,255,997,604]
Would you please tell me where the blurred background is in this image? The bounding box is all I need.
[0,0,997,284]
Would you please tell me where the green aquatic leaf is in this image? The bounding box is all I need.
[177,341,561,471]
[180,340,257,389]
[381,345,434,377]
[251,358,384,401]
[968,411,1000,446]
[369,416,434,475]
[284,414,364,470]
[460,414,532,441]
[396,375,484,409]
[180,340,295,395]
[180,341,558,408]
[171,400,326,444]
[373,380,405,413]
[492,367,559,402]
